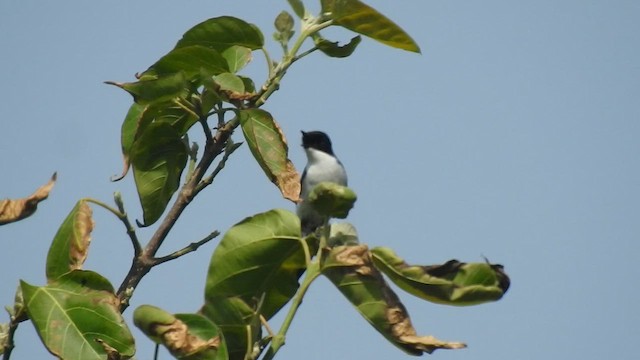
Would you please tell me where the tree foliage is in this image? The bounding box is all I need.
[0,1,509,359]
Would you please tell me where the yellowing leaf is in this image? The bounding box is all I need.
[46,200,94,281]
[0,173,56,225]
[323,0,421,53]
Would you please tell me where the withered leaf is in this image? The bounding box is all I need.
[321,245,466,355]
[0,173,57,225]
[239,109,301,202]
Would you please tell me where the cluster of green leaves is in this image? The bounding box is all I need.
[1,1,511,360]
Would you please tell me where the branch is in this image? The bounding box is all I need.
[116,118,239,311]
[153,230,220,265]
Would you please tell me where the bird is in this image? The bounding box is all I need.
[297,130,348,235]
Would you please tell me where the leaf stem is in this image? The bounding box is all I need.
[2,319,19,360]
[262,260,321,360]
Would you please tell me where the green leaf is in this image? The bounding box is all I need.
[221,46,253,73]
[274,11,294,34]
[239,109,301,202]
[203,209,304,359]
[144,45,229,78]
[287,0,305,18]
[314,35,361,58]
[21,271,134,360]
[113,103,147,181]
[205,209,303,319]
[46,200,93,281]
[134,305,226,360]
[214,73,245,94]
[238,76,256,93]
[106,72,190,104]
[201,297,260,360]
[274,11,295,45]
[116,102,198,183]
[130,122,187,226]
[322,0,420,53]
[307,182,357,218]
[371,247,510,306]
[322,245,466,355]
[176,16,264,52]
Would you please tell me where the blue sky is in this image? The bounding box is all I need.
[1,1,639,359]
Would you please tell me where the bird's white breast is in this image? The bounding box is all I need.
[301,148,347,198]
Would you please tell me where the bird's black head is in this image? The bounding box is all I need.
[301,130,334,155]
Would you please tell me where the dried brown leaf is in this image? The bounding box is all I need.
[278,160,301,203]
[0,173,57,225]
[157,318,220,357]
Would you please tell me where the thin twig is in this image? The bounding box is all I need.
[112,192,142,256]
[196,140,242,194]
[84,196,142,256]
[153,230,220,265]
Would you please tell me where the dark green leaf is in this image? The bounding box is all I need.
[130,122,187,226]
[371,247,510,306]
[314,35,361,58]
[144,45,229,78]
[21,271,134,360]
[106,72,189,104]
[134,305,226,360]
[322,245,466,355]
[176,16,264,52]
[287,0,305,18]
[46,200,93,281]
[113,103,147,181]
[322,0,420,53]
[239,109,300,202]
[221,46,253,73]
[238,76,256,93]
[116,102,197,183]
[205,209,303,319]
[204,209,303,359]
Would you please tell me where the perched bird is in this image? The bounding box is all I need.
[297,130,348,235]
